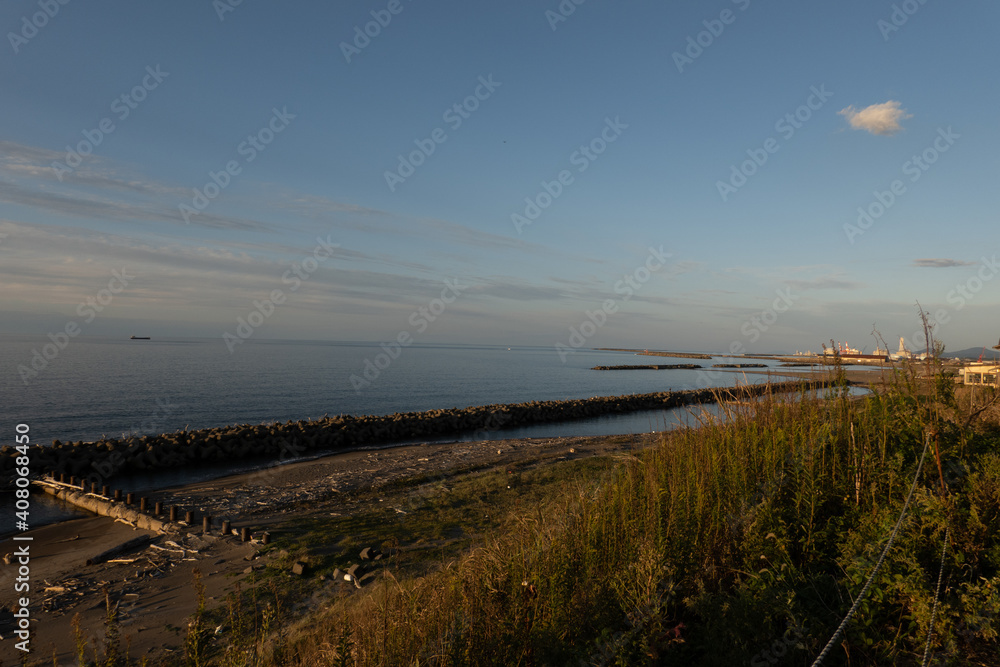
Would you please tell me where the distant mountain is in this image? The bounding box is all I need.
[942,346,1000,360]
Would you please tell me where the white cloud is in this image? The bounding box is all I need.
[838,100,912,136]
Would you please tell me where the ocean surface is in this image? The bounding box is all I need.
[2,335,820,446]
[2,335,867,532]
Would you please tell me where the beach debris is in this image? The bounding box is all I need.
[150,544,187,555]
[87,535,152,566]
[38,577,90,614]
[291,561,307,576]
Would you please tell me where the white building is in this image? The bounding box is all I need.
[960,363,1000,387]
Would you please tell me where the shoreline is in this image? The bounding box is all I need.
[1,432,659,664]
[1,378,851,489]
[1,375,876,662]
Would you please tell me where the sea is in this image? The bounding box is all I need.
[0,335,856,532]
[2,335,820,446]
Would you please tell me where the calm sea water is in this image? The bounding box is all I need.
[2,335,861,533]
[1,335,806,445]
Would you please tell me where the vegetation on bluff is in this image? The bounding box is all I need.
[258,356,1000,666]
[64,351,1000,666]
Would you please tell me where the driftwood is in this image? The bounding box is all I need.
[86,535,151,566]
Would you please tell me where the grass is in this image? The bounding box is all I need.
[56,347,1000,666]
[260,357,1000,666]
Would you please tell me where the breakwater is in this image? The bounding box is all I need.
[636,351,713,359]
[1,380,843,487]
[592,364,702,371]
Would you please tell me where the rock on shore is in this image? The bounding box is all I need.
[1,380,837,486]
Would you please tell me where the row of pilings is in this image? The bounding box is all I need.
[2,380,847,487]
[35,478,265,547]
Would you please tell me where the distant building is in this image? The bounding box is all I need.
[823,341,887,361]
[824,341,861,356]
[888,336,929,361]
[960,363,1000,387]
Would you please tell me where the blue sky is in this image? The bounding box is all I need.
[2,0,998,354]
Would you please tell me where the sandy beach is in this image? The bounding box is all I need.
[2,432,660,663]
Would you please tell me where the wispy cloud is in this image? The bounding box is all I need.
[912,258,975,268]
[784,276,865,291]
[838,100,911,136]
[0,179,273,232]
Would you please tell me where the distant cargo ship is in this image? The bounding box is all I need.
[129,336,151,340]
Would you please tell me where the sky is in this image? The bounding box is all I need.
[2,0,999,354]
